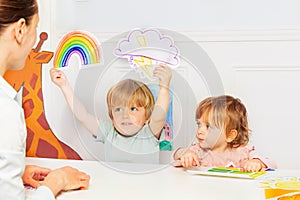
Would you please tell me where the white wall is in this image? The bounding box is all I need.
[38,0,300,169]
[43,0,300,31]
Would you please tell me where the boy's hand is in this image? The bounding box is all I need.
[50,68,67,87]
[153,63,172,88]
[243,158,266,172]
[179,150,200,168]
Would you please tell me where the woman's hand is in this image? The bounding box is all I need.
[41,166,90,196]
[22,165,52,188]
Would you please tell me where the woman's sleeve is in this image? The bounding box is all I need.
[0,98,55,200]
[26,186,55,200]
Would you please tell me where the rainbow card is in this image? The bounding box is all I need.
[54,31,101,68]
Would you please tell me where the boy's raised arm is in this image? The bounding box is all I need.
[149,64,172,138]
[50,68,98,136]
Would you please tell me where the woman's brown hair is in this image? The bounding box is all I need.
[0,0,38,33]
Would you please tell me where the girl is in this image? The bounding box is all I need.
[50,64,171,163]
[173,95,276,172]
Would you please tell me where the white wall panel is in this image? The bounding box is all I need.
[38,0,300,168]
[234,66,300,169]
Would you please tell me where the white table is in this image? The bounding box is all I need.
[25,157,270,200]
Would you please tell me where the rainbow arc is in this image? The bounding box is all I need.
[54,31,100,68]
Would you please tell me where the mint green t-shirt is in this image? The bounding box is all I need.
[94,120,160,164]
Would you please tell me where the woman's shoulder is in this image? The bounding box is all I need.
[0,95,22,118]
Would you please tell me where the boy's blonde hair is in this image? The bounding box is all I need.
[107,79,155,120]
[195,95,250,148]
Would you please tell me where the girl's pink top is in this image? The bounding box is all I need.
[189,143,277,168]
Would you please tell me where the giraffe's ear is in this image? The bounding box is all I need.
[34,51,54,64]
[14,18,26,44]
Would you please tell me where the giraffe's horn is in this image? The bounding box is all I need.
[33,32,48,53]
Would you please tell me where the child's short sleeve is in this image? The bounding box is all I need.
[93,120,114,143]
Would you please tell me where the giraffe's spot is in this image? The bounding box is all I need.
[60,142,82,160]
[23,87,29,97]
[29,73,38,90]
[26,128,34,152]
[36,139,58,158]
[37,112,50,130]
[23,99,34,118]
[37,88,43,102]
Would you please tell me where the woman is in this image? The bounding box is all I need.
[0,0,90,199]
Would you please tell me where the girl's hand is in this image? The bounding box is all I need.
[153,63,172,89]
[179,150,200,168]
[50,68,67,87]
[243,158,266,172]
